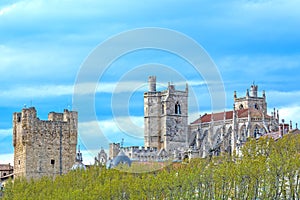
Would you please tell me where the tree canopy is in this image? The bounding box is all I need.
[2,134,300,199]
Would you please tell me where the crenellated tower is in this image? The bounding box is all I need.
[13,107,78,179]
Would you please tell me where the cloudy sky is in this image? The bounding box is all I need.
[1,0,300,164]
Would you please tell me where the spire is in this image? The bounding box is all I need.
[76,145,83,162]
[250,83,258,97]
[185,82,188,92]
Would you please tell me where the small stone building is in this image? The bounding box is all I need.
[13,107,78,179]
[0,163,13,178]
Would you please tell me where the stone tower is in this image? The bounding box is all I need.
[234,83,267,113]
[109,143,120,159]
[13,107,78,179]
[144,76,188,151]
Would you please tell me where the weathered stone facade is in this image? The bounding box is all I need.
[109,143,120,159]
[95,147,108,166]
[109,78,284,163]
[13,107,78,179]
[144,76,188,151]
[189,84,281,157]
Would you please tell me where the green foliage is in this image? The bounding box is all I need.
[3,134,300,199]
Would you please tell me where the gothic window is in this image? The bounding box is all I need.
[254,126,259,138]
[240,125,247,141]
[175,102,181,115]
[254,103,259,110]
[239,104,244,110]
[17,114,21,122]
[162,104,164,114]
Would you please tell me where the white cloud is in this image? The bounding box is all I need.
[0,85,74,99]
[268,90,300,99]
[0,129,12,136]
[0,153,13,164]
[0,3,17,16]
[278,105,300,126]
[267,90,300,108]
[78,116,144,151]
[0,79,206,100]
[218,54,300,76]
[80,149,100,165]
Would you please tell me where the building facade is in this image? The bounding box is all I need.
[0,164,13,178]
[189,83,281,157]
[144,76,188,151]
[13,107,78,179]
[109,77,285,162]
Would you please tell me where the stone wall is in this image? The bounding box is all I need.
[13,107,78,179]
[109,143,120,159]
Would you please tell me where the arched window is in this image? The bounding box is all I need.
[162,104,164,114]
[175,102,181,114]
[254,103,259,110]
[239,104,244,110]
[254,126,259,138]
[240,125,247,141]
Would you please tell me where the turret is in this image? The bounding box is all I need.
[250,83,258,97]
[148,76,156,92]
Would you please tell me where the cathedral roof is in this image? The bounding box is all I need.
[191,108,271,124]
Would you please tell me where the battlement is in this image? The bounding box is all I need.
[13,107,78,179]
[48,112,63,121]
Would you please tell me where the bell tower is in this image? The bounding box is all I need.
[234,83,267,113]
[144,76,189,151]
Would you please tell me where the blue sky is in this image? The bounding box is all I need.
[1,0,300,164]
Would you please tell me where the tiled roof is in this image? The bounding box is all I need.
[0,164,13,171]
[191,108,271,124]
